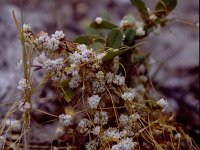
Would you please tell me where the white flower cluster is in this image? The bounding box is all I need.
[130,113,140,122]
[42,58,64,71]
[94,111,108,125]
[112,138,138,150]
[135,21,145,36]
[120,18,129,28]
[32,30,64,51]
[85,139,99,150]
[51,30,65,40]
[92,80,105,94]
[149,14,157,21]
[91,126,101,135]
[5,119,21,131]
[69,75,81,89]
[46,38,60,51]
[88,95,101,109]
[96,71,104,80]
[69,44,92,65]
[105,72,114,84]
[23,24,31,32]
[95,17,103,24]
[157,98,168,109]
[18,101,31,112]
[121,88,137,102]
[59,114,72,126]
[17,78,31,91]
[113,75,125,85]
[78,118,92,134]
[104,128,121,140]
[147,8,157,21]
[119,114,129,126]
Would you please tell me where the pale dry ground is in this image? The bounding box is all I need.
[0,0,199,146]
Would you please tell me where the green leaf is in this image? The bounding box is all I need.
[74,34,105,45]
[102,49,125,62]
[106,29,123,49]
[60,80,75,103]
[103,42,145,61]
[124,28,136,46]
[155,0,177,17]
[130,0,149,19]
[92,42,104,51]
[90,20,117,30]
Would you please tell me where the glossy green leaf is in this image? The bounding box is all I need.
[90,20,117,30]
[92,42,104,51]
[155,0,177,17]
[60,80,75,103]
[74,35,104,45]
[103,42,144,61]
[106,29,123,49]
[124,28,136,46]
[130,0,149,19]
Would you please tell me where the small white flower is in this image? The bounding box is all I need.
[105,72,114,84]
[17,78,31,91]
[104,128,121,140]
[130,113,140,122]
[95,17,103,24]
[43,58,64,71]
[120,19,129,27]
[135,21,145,29]
[78,118,92,134]
[47,38,59,51]
[119,114,129,126]
[96,71,104,80]
[91,126,101,135]
[92,80,105,94]
[157,98,168,108]
[69,75,81,89]
[69,44,92,65]
[122,88,137,102]
[51,30,65,40]
[136,27,145,36]
[59,114,72,126]
[18,101,31,112]
[149,14,157,21]
[85,139,99,150]
[94,111,108,125]
[113,75,125,85]
[112,138,138,150]
[174,133,181,139]
[5,119,21,131]
[23,24,31,32]
[88,95,101,109]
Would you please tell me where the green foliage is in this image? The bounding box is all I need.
[155,0,177,17]
[60,80,75,103]
[130,0,149,20]
[90,20,117,30]
[124,28,136,46]
[91,42,104,51]
[106,28,123,49]
[74,34,104,45]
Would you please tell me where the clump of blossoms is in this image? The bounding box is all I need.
[4,1,198,149]
[59,114,72,126]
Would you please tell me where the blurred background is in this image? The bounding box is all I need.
[0,0,199,147]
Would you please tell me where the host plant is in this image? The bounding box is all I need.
[0,0,199,149]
